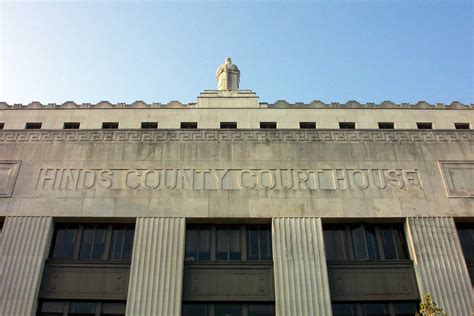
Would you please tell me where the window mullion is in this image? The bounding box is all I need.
[241,225,247,261]
[73,225,83,260]
[374,226,385,261]
[64,301,70,316]
[96,302,102,316]
[211,226,216,261]
[346,226,355,261]
[103,224,113,260]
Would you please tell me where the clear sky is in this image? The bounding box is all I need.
[1,0,472,105]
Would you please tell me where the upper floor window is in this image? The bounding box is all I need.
[378,122,394,129]
[182,303,275,316]
[38,300,126,316]
[50,224,134,261]
[185,224,272,262]
[332,301,417,316]
[181,122,198,129]
[324,223,409,261]
[457,223,474,259]
[339,122,355,129]
[260,122,277,129]
[141,122,158,129]
[25,122,42,129]
[220,122,237,129]
[299,122,316,129]
[416,122,432,129]
[102,122,119,129]
[63,122,80,129]
[455,123,470,129]
[0,122,4,129]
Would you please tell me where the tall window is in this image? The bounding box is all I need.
[50,224,134,261]
[324,224,408,261]
[457,223,474,283]
[185,224,272,262]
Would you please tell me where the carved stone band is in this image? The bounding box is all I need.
[0,130,472,143]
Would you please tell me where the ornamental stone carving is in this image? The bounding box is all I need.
[216,57,240,91]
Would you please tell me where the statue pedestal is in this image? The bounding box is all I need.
[196,90,260,108]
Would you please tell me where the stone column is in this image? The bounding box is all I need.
[406,217,472,316]
[272,217,332,316]
[126,217,185,316]
[0,216,53,316]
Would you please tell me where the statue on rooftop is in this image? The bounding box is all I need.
[216,57,240,91]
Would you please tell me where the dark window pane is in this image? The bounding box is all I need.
[365,225,379,260]
[332,303,357,316]
[247,227,259,260]
[122,228,134,260]
[101,302,126,315]
[259,227,272,260]
[198,228,211,260]
[39,301,64,313]
[229,228,241,260]
[110,226,134,260]
[215,304,242,316]
[381,227,397,260]
[260,122,277,129]
[325,225,349,261]
[182,304,208,316]
[79,225,106,260]
[362,303,389,316]
[51,226,78,259]
[64,122,80,129]
[248,304,275,316]
[220,122,237,129]
[394,302,418,316]
[216,227,229,260]
[458,225,474,259]
[69,302,96,314]
[185,229,198,261]
[110,228,124,260]
[352,225,368,260]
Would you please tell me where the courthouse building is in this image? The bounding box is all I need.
[0,60,473,316]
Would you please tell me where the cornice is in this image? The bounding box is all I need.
[0,129,472,143]
[0,100,472,110]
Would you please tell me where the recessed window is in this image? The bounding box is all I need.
[260,122,277,129]
[332,302,418,316]
[25,122,42,129]
[185,224,272,262]
[339,122,355,129]
[416,122,432,129]
[181,122,198,129]
[50,224,134,261]
[63,122,80,129]
[182,303,275,316]
[0,123,4,129]
[455,123,470,129]
[102,122,119,129]
[220,122,237,129]
[324,223,408,261]
[141,122,158,129]
[299,122,316,129]
[457,223,473,284]
[38,300,126,316]
[378,122,394,129]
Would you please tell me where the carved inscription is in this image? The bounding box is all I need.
[36,167,423,191]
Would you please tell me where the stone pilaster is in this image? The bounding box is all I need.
[0,216,53,316]
[126,217,185,316]
[406,217,472,316]
[272,217,332,316]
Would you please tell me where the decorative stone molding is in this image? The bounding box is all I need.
[0,100,471,110]
[0,129,472,143]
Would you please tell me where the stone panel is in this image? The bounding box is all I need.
[0,160,20,197]
[439,161,474,197]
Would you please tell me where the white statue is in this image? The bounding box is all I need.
[216,57,240,91]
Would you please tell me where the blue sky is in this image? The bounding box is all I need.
[1,1,472,104]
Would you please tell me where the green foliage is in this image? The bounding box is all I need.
[417,294,447,316]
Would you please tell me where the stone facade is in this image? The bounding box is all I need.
[0,94,472,315]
